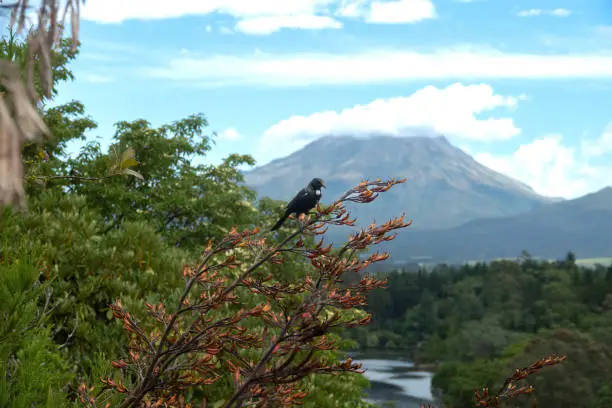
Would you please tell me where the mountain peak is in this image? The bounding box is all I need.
[245,134,553,230]
[311,133,451,147]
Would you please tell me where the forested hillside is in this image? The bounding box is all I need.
[346,253,612,407]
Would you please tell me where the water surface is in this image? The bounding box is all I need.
[354,350,435,408]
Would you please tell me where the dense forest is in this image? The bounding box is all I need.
[347,253,612,407]
[0,26,586,408]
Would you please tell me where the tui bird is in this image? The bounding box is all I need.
[270,178,326,231]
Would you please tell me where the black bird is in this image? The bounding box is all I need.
[270,178,326,231]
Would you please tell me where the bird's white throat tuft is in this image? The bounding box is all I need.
[315,189,321,196]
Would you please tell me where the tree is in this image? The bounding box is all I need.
[63,117,255,250]
[502,329,612,408]
[74,179,411,407]
[0,241,73,408]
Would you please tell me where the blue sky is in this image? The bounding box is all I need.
[52,0,612,199]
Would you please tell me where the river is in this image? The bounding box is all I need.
[353,350,435,408]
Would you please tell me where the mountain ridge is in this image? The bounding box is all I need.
[391,186,612,262]
[245,134,556,231]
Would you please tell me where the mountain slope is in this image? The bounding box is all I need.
[391,187,612,262]
[244,134,555,231]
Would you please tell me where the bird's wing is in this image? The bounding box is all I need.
[285,188,308,211]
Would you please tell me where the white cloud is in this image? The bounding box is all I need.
[517,8,572,17]
[336,0,369,17]
[368,0,436,23]
[517,9,542,17]
[550,8,572,17]
[81,0,328,22]
[581,124,612,158]
[144,47,612,87]
[217,127,242,141]
[81,0,342,33]
[335,0,437,23]
[235,14,342,34]
[474,133,611,199]
[81,0,434,34]
[258,83,521,161]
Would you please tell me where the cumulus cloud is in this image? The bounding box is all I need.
[474,132,612,199]
[143,47,612,87]
[336,0,369,17]
[581,124,612,158]
[337,0,437,23]
[81,0,435,34]
[217,127,242,141]
[255,82,612,199]
[368,0,436,23]
[550,8,572,17]
[235,14,342,35]
[81,0,330,22]
[517,8,572,17]
[257,83,521,161]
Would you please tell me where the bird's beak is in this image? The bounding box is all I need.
[322,181,326,188]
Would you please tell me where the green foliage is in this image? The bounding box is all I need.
[64,116,257,250]
[595,383,612,408]
[22,101,98,193]
[0,27,78,102]
[503,329,612,408]
[350,256,612,407]
[432,358,509,407]
[0,243,72,408]
[1,191,191,376]
[303,335,374,408]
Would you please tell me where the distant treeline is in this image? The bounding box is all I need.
[346,252,612,407]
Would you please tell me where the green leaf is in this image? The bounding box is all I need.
[121,157,139,169]
[121,147,135,163]
[120,147,138,169]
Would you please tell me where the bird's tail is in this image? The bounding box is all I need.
[270,212,289,231]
